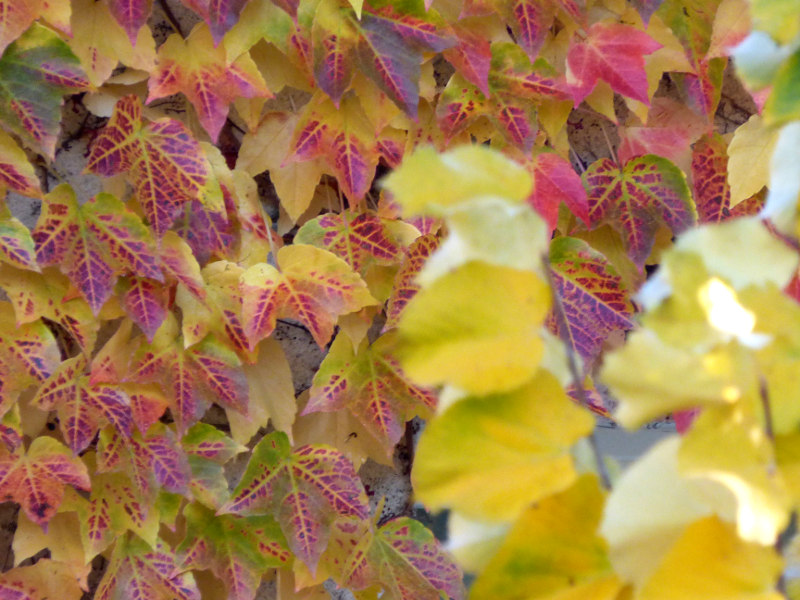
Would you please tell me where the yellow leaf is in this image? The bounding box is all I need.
[412,370,593,521]
[446,512,510,573]
[382,145,532,215]
[727,115,780,207]
[231,338,296,445]
[398,262,551,394]
[470,475,622,600]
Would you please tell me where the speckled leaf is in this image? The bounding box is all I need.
[0,560,83,600]
[33,355,133,454]
[219,431,369,572]
[96,534,201,600]
[384,233,440,330]
[122,277,169,342]
[131,325,249,434]
[305,332,435,456]
[181,0,249,44]
[0,212,38,271]
[0,303,61,410]
[584,155,696,269]
[295,210,405,273]
[566,22,661,106]
[108,0,153,43]
[177,503,290,600]
[436,74,488,139]
[691,132,740,223]
[336,516,466,600]
[0,436,90,527]
[241,244,376,349]
[148,24,271,141]
[86,95,211,236]
[0,267,99,352]
[0,129,40,198]
[290,93,379,205]
[528,152,589,231]
[80,472,160,558]
[549,237,635,370]
[0,23,89,157]
[32,185,163,313]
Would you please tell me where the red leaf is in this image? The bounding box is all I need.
[304,333,436,455]
[0,437,90,527]
[219,431,369,572]
[87,96,211,237]
[528,152,589,230]
[32,186,163,314]
[122,277,170,342]
[108,0,153,44]
[691,133,732,223]
[618,126,693,166]
[384,233,440,330]
[549,237,634,370]
[566,22,661,106]
[442,24,491,96]
[34,356,133,454]
[180,0,249,44]
[294,210,405,273]
[584,155,696,269]
[148,24,271,141]
[240,244,375,348]
[96,534,201,600]
[506,0,554,61]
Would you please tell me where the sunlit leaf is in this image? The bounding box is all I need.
[0,559,83,600]
[412,370,593,521]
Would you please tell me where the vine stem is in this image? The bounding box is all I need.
[542,255,612,489]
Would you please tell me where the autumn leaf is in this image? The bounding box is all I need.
[0,559,83,600]
[121,276,170,342]
[566,22,661,106]
[32,185,163,314]
[0,23,89,158]
[220,431,369,572]
[290,93,379,204]
[148,24,271,141]
[182,422,247,507]
[0,302,61,411]
[384,233,440,330]
[304,332,436,456]
[96,534,201,600]
[130,323,249,434]
[0,436,90,527]
[107,0,153,44]
[0,211,38,271]
[584,155,696,269]
[726,114,780,207]
[0,129,41,199]
[310,0,453,115]
[177,503,291,600]
[549,237,635,370]
[443,22,492,96]
[331,516,466,600]
[528,152,589,230]
[240,244,376,349]
[411,370,593,521]
[181,0,250,44]
[33,355,133,454]
[87,95,213,236]
[294,209,408,273]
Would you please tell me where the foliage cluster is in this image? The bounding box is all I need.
[0,0,798,597]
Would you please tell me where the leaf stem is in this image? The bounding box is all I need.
[760,375,775,443]
[543,255,612,489]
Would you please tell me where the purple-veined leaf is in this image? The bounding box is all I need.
[219,431,369,572]
[0,210,38,271]
[384,234,440,330]
[549,237,635,370]
[96,534,201,600]
[177,503,291,600]
[443,23,491,96]
[122,277,169,342]
[304,332,436,456]
[86,95,211,236]
[584,155,696,269]
[32,185,163,314]
[107,0,153,43]
[0,129,41,199]
[0,436,90,527]
[33,355,133,454]
[180,0,249,44]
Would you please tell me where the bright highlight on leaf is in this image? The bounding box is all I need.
[698,277,756,338]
